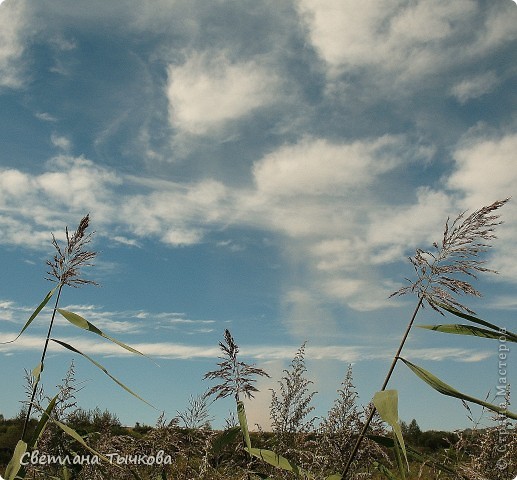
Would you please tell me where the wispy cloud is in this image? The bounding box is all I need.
[0,330,491,364]
[450,71,499,104]
[0,0,30,88]
[0,299,219,339]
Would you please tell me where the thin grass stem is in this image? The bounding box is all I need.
[341,296,424,477]
[21,284,64,441]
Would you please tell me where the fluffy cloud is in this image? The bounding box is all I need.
[166,51,280,135]
[0,156,121,246]
[120,178,230,246]
[297,0,514,83]
[449,132,517,281]
[253,135,403,198]
[449,133,517,205]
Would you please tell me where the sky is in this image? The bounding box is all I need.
[0,0,516,433]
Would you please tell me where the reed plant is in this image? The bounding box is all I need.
[2,215,153,480]
[343,198,517,479]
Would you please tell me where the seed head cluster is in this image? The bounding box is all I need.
[46,214,97,287]
[391,198,509,314]
[204,329,270,402]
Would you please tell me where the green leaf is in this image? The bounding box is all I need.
[32,362,43,384]
[0,288,56,344]
[50,338,156,410]
[211,426,241,455]
[400,358,517,420]
[372,461,400,480]
[28,394,59,450]
[392,433,406,480]
[325,475,343,480]
[433,302,517,341]
[57,309,155,361]
[368,435,457,475]
[246,448,314,479]
[50,416,115,465]
[4,440,27,480]
[62,465,71,480]
[418,323,516,342]
[373,390,408,470]
[237,401,252,452]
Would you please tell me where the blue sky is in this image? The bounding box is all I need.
[0,0,516,432]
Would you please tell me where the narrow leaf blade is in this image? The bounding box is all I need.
[50,416,115,465]
[0,288,56,344]
[247,448,303,476]
[57,309,154,360]
[50,338,156,409]
[28,394,59,450]
[433,302,517,341]
[418,323,516,342]
[211,426,241,455]
[373,390,408,469]
[237,400,252,452]
[400,358,517,420]
[4,440,27,480]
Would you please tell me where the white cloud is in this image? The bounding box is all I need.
[35,112,58,122]
[0,330,490,364]
[297,0,512,84]
[451,72,499,104]
[449,133,517,205]
[0,156,121,247]
[253,135,403,198]
[449,132,517,282]
[51,133,72,151]
[0,0,29,88]
[121,178,230,246]
[166,51,280,134]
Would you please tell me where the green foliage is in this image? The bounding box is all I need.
[400,358,517,420]
[373,390,408,472]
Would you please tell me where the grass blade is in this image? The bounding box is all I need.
[0,288,56,344]
[372,461,400,480]
[50,416,115,465]
[28,394,58,450]
[368,435,457,475]
[246,448,308,477]
[400,358,517,420]
[373,390,408,470]
[237,400,252,452]
[57,309,155,361]
[50,338,156,409]
[211,426,241,455]
[418,323,516,342]
[4,440,27,480]
[432,302,517,341]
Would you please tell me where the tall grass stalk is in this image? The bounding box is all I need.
[342,198,509,477]
[21,214,96,442]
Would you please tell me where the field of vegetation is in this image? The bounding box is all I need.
[1,203,516,479]
[0,354,515,480]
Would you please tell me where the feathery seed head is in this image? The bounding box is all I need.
[46,214,98,287]
[391,198,509,314]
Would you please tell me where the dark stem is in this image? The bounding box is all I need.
[341,296,424,477]
[21,284,64,442]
